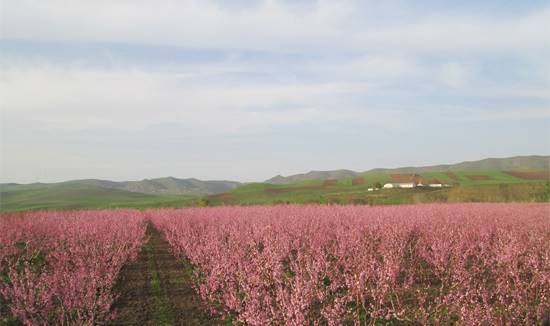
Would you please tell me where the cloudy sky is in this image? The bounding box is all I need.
[1,0,549,183]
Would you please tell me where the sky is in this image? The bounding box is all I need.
[1,0,549,183]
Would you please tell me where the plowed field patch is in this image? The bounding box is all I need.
[504,171,550,180]
[352,177,365,186]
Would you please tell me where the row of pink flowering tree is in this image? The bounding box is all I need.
[150,204,550,325]
[0,210,146,325]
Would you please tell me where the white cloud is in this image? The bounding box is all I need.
[1,59,547,135]
[0,63,371,133]
[356,9,550,54]
[308,55,420,81]
[1,0,549,183]
[438,63,474,89]
[437,106,550,121]
[1,0,548,54]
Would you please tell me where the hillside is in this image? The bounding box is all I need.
[0,177,240,212]
[267,155,550,184]
[0,183,193,212]
[266,170,359,184]
[7,177,241,196]
[120,177,240,195]
[367,155,550,174]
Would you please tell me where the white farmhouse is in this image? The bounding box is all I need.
[381,176,451,190]
[383,183,415,189]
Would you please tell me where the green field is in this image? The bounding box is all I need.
[0,183,196,212]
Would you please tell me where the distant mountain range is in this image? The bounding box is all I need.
[3,177,241,196]
[265,155,550,184]
[266,170,359,184]
[2,155,549,195]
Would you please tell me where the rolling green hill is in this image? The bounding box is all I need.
[0,176,240,211]
[0,183,195,212]
[266,170,360,184]
[64,177,241,195]
[1,155,549,212]
[267,155,549,184]
[367,155,550,174]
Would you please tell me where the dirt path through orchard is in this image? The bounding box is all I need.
[112,224,222,325]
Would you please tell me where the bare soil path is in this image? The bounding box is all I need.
[112,224,223,325]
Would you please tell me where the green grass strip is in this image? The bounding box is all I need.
[145,243,174,326]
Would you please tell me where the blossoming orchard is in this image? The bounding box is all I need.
[1,204,549,325]
[0,210,146,325]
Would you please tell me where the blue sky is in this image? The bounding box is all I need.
[1,0,549,183]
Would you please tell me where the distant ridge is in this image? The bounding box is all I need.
[366,155,550,174]
[266,155,550,184]
[3,177,241,196]
[266,170,359,184]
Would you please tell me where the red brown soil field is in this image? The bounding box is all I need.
[465,175,493,180]
[504,171,550,180]
[445,172,460,181]
[323,179,338,187]
[352,177,365,186]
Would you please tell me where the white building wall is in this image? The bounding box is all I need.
[398,183,415,188]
